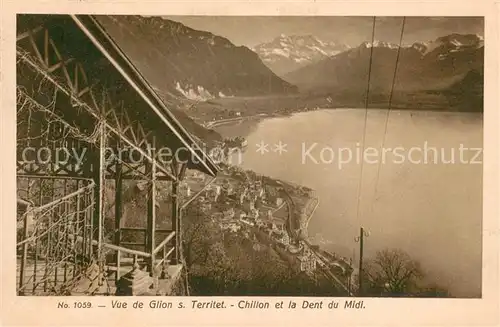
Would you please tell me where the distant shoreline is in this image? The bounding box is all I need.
[211,105,483,134]
[198,92,483,130]
[293,195,320,242]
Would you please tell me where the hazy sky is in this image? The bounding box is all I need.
[164,16,484,47]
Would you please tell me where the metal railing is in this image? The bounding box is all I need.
[152,231,176,274]
[119,227,172,249]
[16,175,180,294]
[103,230,176,282]
[16,176,96,295]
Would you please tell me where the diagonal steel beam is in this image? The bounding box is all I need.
[18,55,178,182]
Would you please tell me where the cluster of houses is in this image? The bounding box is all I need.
[182,170,319,275]
[195,177,293,246]
[296,243,318,274]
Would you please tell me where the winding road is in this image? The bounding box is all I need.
[205,114,268,129]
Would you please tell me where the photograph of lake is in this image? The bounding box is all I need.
[219,108,482,298]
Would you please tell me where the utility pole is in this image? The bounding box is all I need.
[347,257,353,295]
[268,70,271,94]
[355,227,369,296]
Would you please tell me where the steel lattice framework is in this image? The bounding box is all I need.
[16,14,219,295]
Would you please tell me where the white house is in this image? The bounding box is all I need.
[276,197,284,207]
[298,255,317,273]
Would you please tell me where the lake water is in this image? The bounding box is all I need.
[216,108,483,298]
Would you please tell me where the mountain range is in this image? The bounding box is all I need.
[280,33,484,95]
[97,15,484,124]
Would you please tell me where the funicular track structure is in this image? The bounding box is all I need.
[16,14,219,296]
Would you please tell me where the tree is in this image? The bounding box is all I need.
[362,248,423,296]
[182,202,219,268]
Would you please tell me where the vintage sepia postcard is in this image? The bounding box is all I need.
[1,0,499,326]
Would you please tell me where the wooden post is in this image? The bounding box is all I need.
[97,123,106,257]
[34,179,44,291]
[160,244,167,279]
[146,138,157,275]
[44,178,56,292]
[88,188,94,259]
[91,122,106,260]
[91,143,99,259]
[74,180,81,278]
[177,163,187,266]
[356,227,368,296]
[177,202,183,263]
[116,249,121,282]
[18,211,29,294]
[63,180,69,283]
[171,161,179,265]
[115,152,123,260]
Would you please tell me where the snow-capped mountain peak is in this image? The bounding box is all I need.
[360,40,400,49]
[410,42,428,53]
[420,33,484,56]
[353,33,484,58]
[253,34,350,76]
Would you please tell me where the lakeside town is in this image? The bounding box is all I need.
[173,149,355,292]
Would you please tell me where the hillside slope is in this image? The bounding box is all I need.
[96,15,297,103]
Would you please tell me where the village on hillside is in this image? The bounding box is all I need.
[173,164,353,283]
